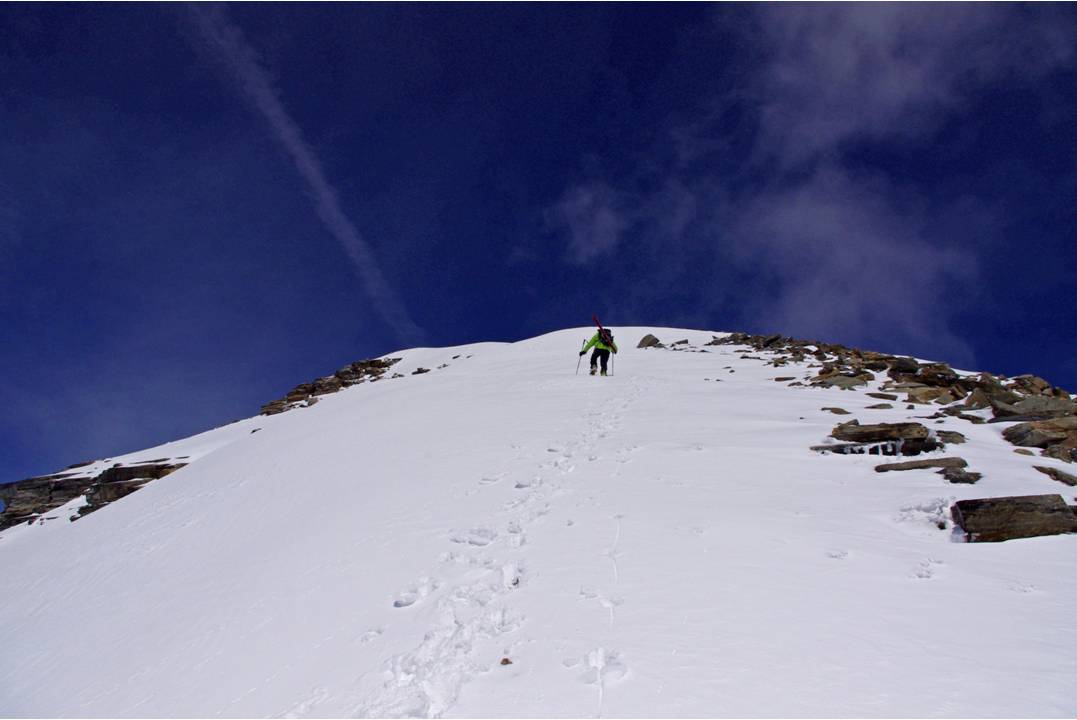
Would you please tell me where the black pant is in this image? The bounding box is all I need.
[590,348,610,372]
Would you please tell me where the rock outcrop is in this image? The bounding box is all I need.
[0,461,186,530]
[261,357,401,415]
[1001,416,1077,461]
[951,494,1076,542]
[703,330,1074,463]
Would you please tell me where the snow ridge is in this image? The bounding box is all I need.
[1,327,1074,718]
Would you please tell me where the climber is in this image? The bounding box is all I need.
[579,327,618,376]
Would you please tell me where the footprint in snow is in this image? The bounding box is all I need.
[912,558,944,579]
[826,549,849,560]
[449,527,498,547]
[563,647,629,684]
[357,628,383,645]
[392,577,440,608]
[478,475,503,486]
[514,476,541,490]
[579,587,624,626]
[1009,581,1038,594]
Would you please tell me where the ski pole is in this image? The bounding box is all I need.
[612,353,615,377]
[575,339,586,375]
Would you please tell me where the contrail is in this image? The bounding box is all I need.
[186,5,424,346]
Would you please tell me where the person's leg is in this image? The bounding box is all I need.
[599,349,610,374]
[590,348,600,374]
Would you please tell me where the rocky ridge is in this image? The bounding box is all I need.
[640,330,1077,542]
[697,331,1076,462]
[0,460,187,531]
[260,357,404,415]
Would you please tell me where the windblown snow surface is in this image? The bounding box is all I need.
[1,328,1074,718]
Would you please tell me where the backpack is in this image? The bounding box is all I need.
[599,328,614,347]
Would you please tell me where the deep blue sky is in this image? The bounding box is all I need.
[2,4,1076,485]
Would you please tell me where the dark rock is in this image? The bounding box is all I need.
[260,399,290,416]
[830,420,941,456]
[832,420,928,443]
[917,363,960,387]
[261,357,401,415]
[1,461,186,530]
[991,396,1077,420]
[822,407,851,415]
[814,374,869,390]
[1014,448,1035,456]
[773,376,796,382]
[937,430,967,445]
[874,457,968,473]
[866,403,893,409]
[889,357,920,374]
[1009,374,1053,396]
[906,387,952,404]
[951,494,1076,542]
[637,334,661,348]
[867,392,898,401]
[412,367,431,375]
[312,376,344,395]
[1042,445,1077,463]
[962,387,992,410]
[1034,466,1077,486]
[940,467,982,484]
[1001,416,1077,448]
[672,339,689,346]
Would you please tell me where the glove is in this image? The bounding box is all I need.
[579,351,586,356]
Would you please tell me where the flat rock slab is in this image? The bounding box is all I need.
[951,494,1077,542]
[1002,416,1077,448]
[1034,466,1077,486]
[830,420,941,455]
[832,421,929,443]
[875,457,968,473]
[867,392,898,401]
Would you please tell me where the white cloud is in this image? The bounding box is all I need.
[548,181,630,265]
[751,4,1075,167]
[186,6,424,345]
[548,5,1074,365]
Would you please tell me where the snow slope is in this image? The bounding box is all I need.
[1,327,1074,718]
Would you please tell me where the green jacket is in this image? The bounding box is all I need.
[583,331,618,353]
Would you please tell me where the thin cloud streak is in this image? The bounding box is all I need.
[187,6,424,346]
